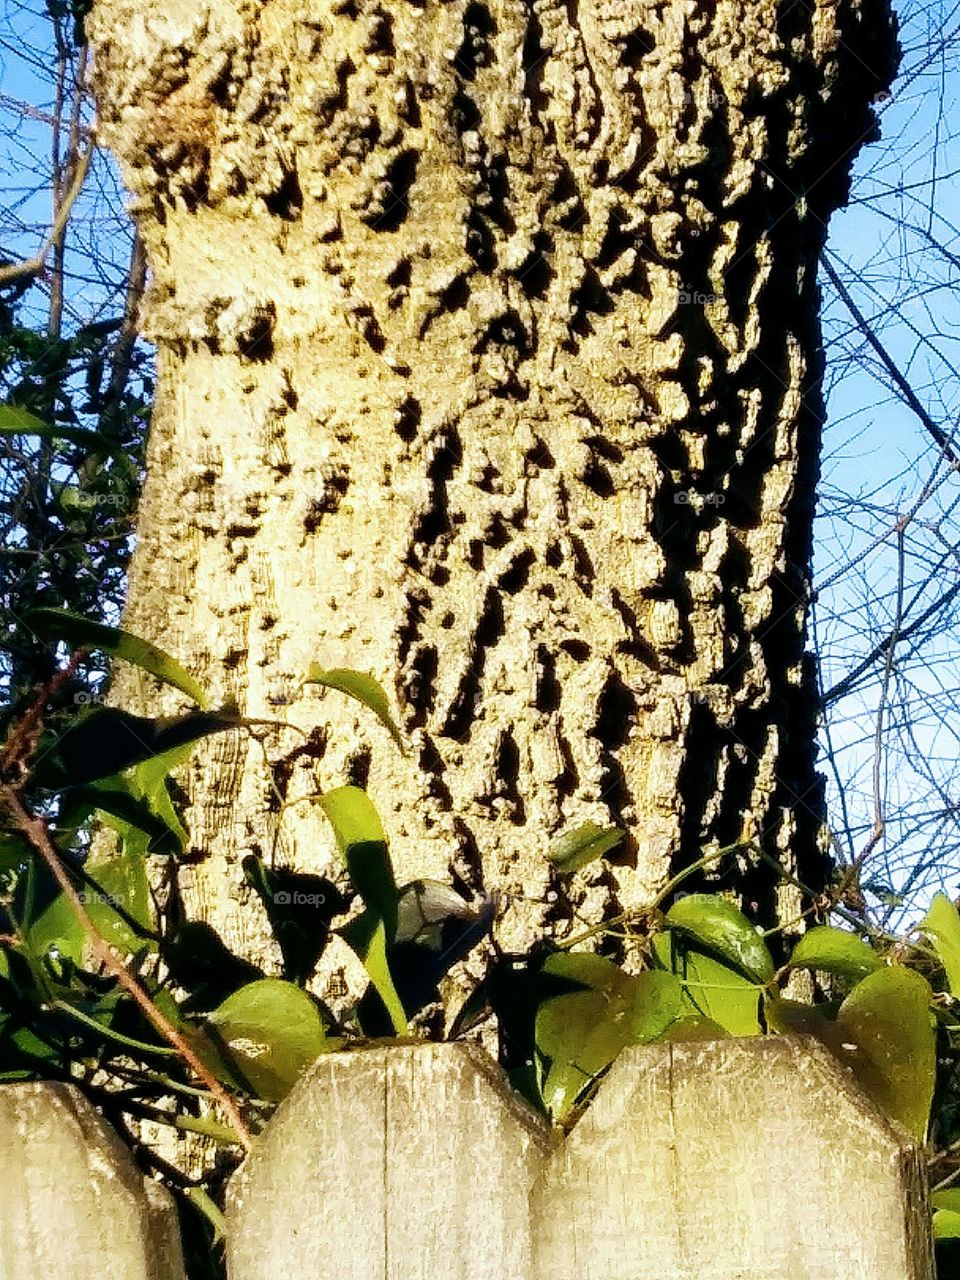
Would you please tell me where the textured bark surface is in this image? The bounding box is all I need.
[87,0,896,978]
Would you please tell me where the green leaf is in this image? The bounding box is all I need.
[306,666,405,753]
[341,910,408,1036]
[933,1190,960,1240]
[652,932,763,1036]
[27,848,155,964]
[535,952,681,1123]
[82,851,155,957]
[46,707,239,789]
[548,822,624,873]
[834,966,936,1140]
[919,893,960,996]
[0,832,31,876]
[763,995,839,1041]
[199,979,329,1101]
[24,888,84,966]
[23,609,209,708]
[0,405,118,455]
[319,786,398,938]
[665,894,774,984]
[788,926,882,983]
[74,781,181,855]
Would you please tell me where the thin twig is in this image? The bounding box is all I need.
[0,135,96,287]
[822,256,960,465]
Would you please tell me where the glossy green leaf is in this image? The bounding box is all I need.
[306,665,405,752]
[920,893,960,996]
[764,995,839,1042]
[24,608,209,708]
[536,952,681,1123]
[548,822,624,874]
[341,910,407,1036]
[200,979,329,1101]
[652,932,762,1036]
[788,926,882,982]
[27,848,155,964]
[665,894,774,983]
[82,850,155,956]
[320,786,398,937]
[933,1190,960,1240]
[834,966,936,1140]
[24,887,79,965]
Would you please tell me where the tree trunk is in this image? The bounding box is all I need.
[87,0,896,984]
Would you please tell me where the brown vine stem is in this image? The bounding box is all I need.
[0,785,253,1152]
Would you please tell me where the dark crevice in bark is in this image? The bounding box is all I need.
[393,394,421,442]
[521,3,549,117]
[411,427,461,554]
[262,161,303,220]
[456,4,496,82]
[451,816,485,895]
[441,587,504,741]
[499,549,536,595]
[405,643,438,726]
[535,646,561,713]
[344,746,372,788]
[367,149,419,231]
[495,729,526,824]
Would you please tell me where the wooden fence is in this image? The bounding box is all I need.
[0,1035,934,1279]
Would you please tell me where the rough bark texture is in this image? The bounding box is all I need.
[87,0,896,983]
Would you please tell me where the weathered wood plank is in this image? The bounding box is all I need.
[0,1081,185,1280]
[226,1041,553,1280]
[531,1036,933,1280]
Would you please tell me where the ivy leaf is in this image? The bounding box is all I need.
[834,966,936,1140]
[919,893,960,996]
[306,666,405,753]
[547,822,624,873]
[23,608,209,708]
[319,786,398,938]
[932,1190,960,1240]
[341,910,407,1036]
[197,979,330,1101]
[27,848,155,965]
[788,926,882,983]
[652,932,762,1036]
[664,894,774,984]
[535,952,681,1123]
[763,995,840,1042]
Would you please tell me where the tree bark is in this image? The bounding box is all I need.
[87,0,896,982]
